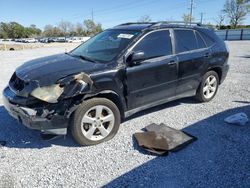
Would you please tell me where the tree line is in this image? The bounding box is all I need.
[0,19,103,39]
[0,22,42,39]
[43,19,102,37]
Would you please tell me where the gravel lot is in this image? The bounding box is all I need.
[0,41,250,188]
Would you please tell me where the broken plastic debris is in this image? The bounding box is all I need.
[224,113,249,126]
[134,123,196,155]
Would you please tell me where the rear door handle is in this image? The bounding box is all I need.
[168,60,177,65]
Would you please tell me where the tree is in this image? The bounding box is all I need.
[182,14,194,24]
[25,24,42,37]
[223,0,250,28]
[215,12,226,29]
[43,24,54,37]
[58,20,74,37]
[138,15,152,22]
[7,22,26,38]
[0,22,9,38]
[43,24,62,37]
[83,19,102,36]
[75,22,86,36]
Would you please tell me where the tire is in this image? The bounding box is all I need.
[196,71,219,102]
[71,98,121,146]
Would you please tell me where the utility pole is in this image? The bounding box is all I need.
[189,0,194,25]
[200,12,204,24]
[91,9,94,22]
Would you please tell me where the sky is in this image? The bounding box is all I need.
[0,0,249,30]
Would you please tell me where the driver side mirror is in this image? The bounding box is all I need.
[127,51,146,66]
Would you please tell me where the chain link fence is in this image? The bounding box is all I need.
[215,29,250,41]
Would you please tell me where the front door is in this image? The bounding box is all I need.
[125,30,178,110]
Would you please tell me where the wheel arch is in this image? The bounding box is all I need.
[208,67,222,84]
[81,90,126,121]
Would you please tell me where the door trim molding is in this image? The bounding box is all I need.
[124,89,196,118]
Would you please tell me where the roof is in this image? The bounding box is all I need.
[112,22,209,31]
[113,23,153,31]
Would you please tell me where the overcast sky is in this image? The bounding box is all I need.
[0,0,249,29]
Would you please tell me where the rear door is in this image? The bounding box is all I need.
[126,30,178,109]
[173,29,211,95]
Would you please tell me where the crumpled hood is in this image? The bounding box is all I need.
[16,53,107,86]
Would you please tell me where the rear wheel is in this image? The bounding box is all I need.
[71,98,121,145]
[196,71,219,102]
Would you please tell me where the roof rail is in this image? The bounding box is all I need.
[116,21,203,28]
[152,21,202,27]
[117,22,157,26]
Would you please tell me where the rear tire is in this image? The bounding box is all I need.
[196,71,219,102]
[71,98,121,146]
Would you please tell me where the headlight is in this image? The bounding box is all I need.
[31,84,64,103]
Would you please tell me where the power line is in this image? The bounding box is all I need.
[91,0,140,14]
[67,0,219,26]
[69,0,137,20]
[95,0,158,17]
[102,1,190,28]
[72,0,157,20]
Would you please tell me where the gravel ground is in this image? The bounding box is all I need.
[0,41,250,188]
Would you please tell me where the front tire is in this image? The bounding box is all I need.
[196,71,219,102]
[71,98,121,146]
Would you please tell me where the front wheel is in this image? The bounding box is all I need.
[71,98,121,146]
[196,71,219,102]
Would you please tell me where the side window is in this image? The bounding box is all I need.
[133,30,172,59]
[195,31,207,49]
[199,32,214,47]
[174,29,197,53]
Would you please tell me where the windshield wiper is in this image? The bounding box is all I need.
[65,52,72,56]
[66,53,97,63]
[77,55,97,63]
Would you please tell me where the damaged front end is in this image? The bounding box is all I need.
[3,72,93,135]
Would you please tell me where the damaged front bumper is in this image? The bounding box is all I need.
[2,87,69,135]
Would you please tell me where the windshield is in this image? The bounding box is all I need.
[71,30,141,63]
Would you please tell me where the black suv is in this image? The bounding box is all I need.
[3,22,229,145]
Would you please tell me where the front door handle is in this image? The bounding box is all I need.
[168,60,177,65]
[204,52,211,58]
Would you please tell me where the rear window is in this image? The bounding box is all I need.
[199,32,215,47]
[195,31,207,49]
[174,30,197,53]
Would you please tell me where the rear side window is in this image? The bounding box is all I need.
[133,30,172,59]
[199,32,214,47]
[174,30,197,53]
[195,32,207,49]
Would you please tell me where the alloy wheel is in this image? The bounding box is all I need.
[203,75,218,99]
[80,105,115,141]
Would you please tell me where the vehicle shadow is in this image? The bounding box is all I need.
[0,106,78,148]
[104,105,250,188]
